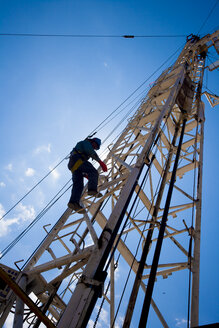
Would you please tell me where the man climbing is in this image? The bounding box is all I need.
[67,137,108,213]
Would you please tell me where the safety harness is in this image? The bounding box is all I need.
[68,149,88,173]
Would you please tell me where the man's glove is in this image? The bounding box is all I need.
[99,160,108,172]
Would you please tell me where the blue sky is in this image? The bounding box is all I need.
[0,0,219,327]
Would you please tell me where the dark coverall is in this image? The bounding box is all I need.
[68,139,101,204]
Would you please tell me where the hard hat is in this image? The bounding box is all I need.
[92,138,101,149]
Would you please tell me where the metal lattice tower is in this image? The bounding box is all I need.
[0,30,219,328]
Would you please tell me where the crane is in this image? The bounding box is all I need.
[0,29,218,328]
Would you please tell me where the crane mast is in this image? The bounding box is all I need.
[0,30,218,328]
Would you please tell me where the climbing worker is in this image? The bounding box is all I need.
[67,137,108,213]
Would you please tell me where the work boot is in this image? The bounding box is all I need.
[87,190,103,198]
[68,202,86,214]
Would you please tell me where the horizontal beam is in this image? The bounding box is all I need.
[27,246,94,275]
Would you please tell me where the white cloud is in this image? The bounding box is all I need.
[88,319,101,328]
[93,306,109,327]
[5,163,13,171]
[175,318,189,327]
[25,167,35,177]
[35,189,46,207]
[115,315,124,328]
[104,62,109,68]
[0,203,35,237]
[87,319,94,328]
[49,166,60,180]
[34,143,51,155]
[99,307,108,325]
[0,216,20,237]
[16,203,35,221]
[0,203,19,237]
[0,182,6,187]
[0,203,6,218]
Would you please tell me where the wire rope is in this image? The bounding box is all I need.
[0,156,68,221]
[89,43,184,137]
[0,43,183,223]
[203,84,218,96]
[109,116,171,327]
[0,33,187,38]
[93,219,132,328]
[93,109,161,326]
[95,85,151,135]
[0,179,72,259]
[0,38,189,328]
[111,162,165,327]
[197,0,219,35]
[207,52,219,61]
[207,56,219,72]
[96,109,170,328]
[1,42,184,224]
[99,45,184,158]
[0,42,184,277]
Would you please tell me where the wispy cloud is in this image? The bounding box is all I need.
[91,305,109,328]
[34,143,51,155]
[175,318,189,327]
[0,218,20,238]
[5,163,13,171]
[0,203,35,237]
[25,167,35,177]
[35,189,46,207]
[99,307,108,325]
[0,182,6,187]
[49,166,60,180]
[104,62,109,68]
[115,315,124,328]
[16,203,35,221]
[88,319,98,328]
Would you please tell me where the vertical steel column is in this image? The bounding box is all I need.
[190,58,205,327]
[13,275,27,328]
[110,255,115,327]
[191,115,204,327]
[138,118,187,327]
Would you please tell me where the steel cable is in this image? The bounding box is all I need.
[0,179,72,259]
[0,156,68,221]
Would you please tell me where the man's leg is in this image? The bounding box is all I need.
[81,161,98,192]
[81,162,102,197]
[69,170,84,204]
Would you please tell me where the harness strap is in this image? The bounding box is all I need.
[71,149,88,161]
[70,158,84,173]
[69,149,88,173]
